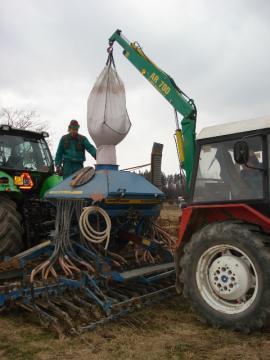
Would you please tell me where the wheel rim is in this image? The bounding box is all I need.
[196,244,258,314]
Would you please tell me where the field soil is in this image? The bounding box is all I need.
[0,204,270,360]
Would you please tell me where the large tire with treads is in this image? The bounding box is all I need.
[0,194,23,258]
[180,221,270,332]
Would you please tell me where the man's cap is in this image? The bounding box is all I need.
[69,119,80,129]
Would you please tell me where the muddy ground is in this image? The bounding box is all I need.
[0,204,269,360]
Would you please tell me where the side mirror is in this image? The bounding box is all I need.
[233,141,249,164]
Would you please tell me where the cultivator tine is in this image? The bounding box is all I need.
[35,298,75,332]
[110,286,140,298]
[120,318,138,330]
[53,297,89,323]
[19,301,64,337]
[72,294,100,319]
[78,308,131,333]
[83,287,112,316]
[18,302,35,313]
[112,285,175,309]
[106,289,130,302]
[77,292,104,319]
[127,314,148,327]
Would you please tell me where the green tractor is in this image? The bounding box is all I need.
[0,124,62,258]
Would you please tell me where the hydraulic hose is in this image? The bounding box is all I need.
[79,206,111,250]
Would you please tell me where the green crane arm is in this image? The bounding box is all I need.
[108,29,197,192]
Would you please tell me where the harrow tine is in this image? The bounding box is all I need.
[112,285,175,309]
[106,289,130,301]
[17,297,65,336]
[54,297,89,323]
[128,315,148,327]
[109,286,140,298]
[120,318,138,330]
[78,308,131,333]
[72,294,102,320]
[83,287,111,316]
[18,303,35,312]
[36,298,75,332]
[72,294,95,311]
[78,291,104,317]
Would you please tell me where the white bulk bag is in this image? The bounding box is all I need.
[87,65,131,148]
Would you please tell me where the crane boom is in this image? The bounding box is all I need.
[109,29,197,192]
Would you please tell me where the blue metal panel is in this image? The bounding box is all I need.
[107,170,164,197]
[46,170,109,200]
[45,169,165,201]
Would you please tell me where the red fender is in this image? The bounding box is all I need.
[177,203,270,247]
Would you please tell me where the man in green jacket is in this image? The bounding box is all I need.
[55,120,96,179]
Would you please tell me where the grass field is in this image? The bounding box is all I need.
[0,204,270,360]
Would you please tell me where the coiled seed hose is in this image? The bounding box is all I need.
[79,206,111,250]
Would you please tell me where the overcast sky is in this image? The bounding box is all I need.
[1,0,270,173]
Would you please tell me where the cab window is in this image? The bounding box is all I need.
[193,136,263,202]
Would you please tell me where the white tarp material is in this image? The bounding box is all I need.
[87,65,131,164]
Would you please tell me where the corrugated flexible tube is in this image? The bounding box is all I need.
[79,206,111,250]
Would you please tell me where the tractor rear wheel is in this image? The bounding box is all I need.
[180,221,270,332]
[0,194,23,258]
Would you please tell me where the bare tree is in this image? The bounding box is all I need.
[0,107,48,132]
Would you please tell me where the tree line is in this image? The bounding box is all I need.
[139,169,183,202]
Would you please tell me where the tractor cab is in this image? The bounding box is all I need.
[191,117,268,207]
[0,125,54,194]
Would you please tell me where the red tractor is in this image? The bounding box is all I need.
[175,118,270,332]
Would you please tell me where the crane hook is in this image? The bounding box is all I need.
[106,41,115,68]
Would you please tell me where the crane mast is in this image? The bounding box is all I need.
[108,29,197,193]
